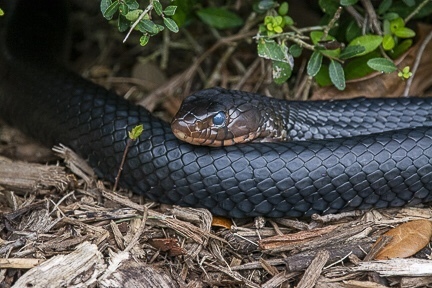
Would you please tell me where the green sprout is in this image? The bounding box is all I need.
[113,124,144,192]
[398,66,413,80]
[259,2,293,36]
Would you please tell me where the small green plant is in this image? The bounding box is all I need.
[254,0,431,90]
[113,124,144,192]
[100,0,179,46]
[398,66,413,80]
[260,2,293,36]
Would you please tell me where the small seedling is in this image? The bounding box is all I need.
[113,124,144,192]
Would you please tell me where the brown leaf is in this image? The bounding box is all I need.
[312,23,432,100]
[374,220,432,260]
[211,216,232,229]
[148,238,186,256]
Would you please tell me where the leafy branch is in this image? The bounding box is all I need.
[100,0,179,46]
[254,0,430,90]
[98,0,432,91]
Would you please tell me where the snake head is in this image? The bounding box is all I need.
[171,87,266,146]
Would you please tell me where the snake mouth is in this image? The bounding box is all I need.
[172,127,260,147]
[172,128,217,146]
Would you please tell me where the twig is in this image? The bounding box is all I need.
[123,4,153,43]
[405,0,431,23]
[361,0,382,35]
[113,139,132,192]
[345,5,364,28]
[207,13,258,87]
[293,25,327,34]
[403,28,432,96]
[322,6,343,39]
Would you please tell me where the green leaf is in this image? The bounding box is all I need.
[129,124,144,140]
[156,24,165,32]
[272,61,292,84]
[310,31,329,44]
[153,1,163,16]
[119,3,129,16]
[0,8,4,16]
[164,18,179,33]
[125,0,139,9]
[307,51,323,77]
[140,34,150,46]
[103,1,119,20]
[329,60,345,90]
[278,2,289,15]
[367,58,397,73]
[348,34,383,56]
[382,12,399,21]
[100,0,112,16]
[289,44,302,57]
[315,64,332,86]
[390,17,404,34]
[284,16,294,26]
[164,6,177,16]
[378,0,392,15]
[383,19,391,35]
[339,45,365,59]
[402,0,415,7]
[344,51,379,80]
[125,9,142,21]
[274,26,283,33]
[196,7,243,29]
[171,0,194,27]
[394,27,415,38]
[388,39,412,59]
[137,19,159,34]
[319,0,339,15]
[345,20,362,42]
[382,34,395,50]
[258,40,293,83]
[257,40,288,62]
[118,15,129,32]
[340,0,358,6]
[253,0,276,13]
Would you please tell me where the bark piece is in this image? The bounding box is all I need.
[12,242,105,288]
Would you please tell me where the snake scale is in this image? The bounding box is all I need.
[1,0,432,218]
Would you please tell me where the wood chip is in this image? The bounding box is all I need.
[11,242,105,288]
[351,258,432,277]
[296,250,330,288]
[0,159,73,192]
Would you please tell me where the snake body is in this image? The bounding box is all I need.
[1,1,432,218]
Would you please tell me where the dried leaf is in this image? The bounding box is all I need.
[148,238,186,256]
[211,216,232,229]
[374,220,432,260]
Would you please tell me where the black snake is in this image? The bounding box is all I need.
[1,1,432,218]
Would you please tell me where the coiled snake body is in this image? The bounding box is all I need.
[1,1,432,218]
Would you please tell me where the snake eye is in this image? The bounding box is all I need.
[212,111,226,127]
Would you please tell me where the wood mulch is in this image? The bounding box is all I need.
[1,1,432,287]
